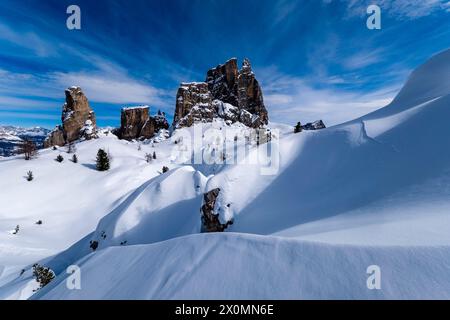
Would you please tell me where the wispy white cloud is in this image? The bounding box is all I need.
[50,72,169,106]
[0,57,172,112]
[0,96,57,110]
[445,1,450,12]
[258,67,401,126]
[342,50,384,70]
[0,23,54,57]
[272,0,299,26]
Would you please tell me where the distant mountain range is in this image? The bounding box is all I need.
[0,126,50,157]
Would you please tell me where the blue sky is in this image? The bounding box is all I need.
[0,0,449,128]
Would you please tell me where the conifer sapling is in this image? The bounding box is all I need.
[96,149,110,171]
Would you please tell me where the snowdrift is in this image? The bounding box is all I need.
[90,166,207,249]
[34,233,450,300]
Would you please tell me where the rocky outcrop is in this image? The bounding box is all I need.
[44,126,65,147]
[236,59,268,127]
[173,58,269,128]
[214,100,239,123]
[62,87,97,142]
[206,58,239,106]
[153,110,170,132]
[201,188,233,233]
[173,83,214,127]
[44,87,97,147]
[116,106,169,141]
[118,106,153,140]
[302,120,326,131]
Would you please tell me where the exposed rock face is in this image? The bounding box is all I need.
[62,87,97,142]
[44,87,97,148]
[201,188,233,233]
[206,58,239,106]
[302,120,326,131]
[236,59,268,127]
[173,58,269,128]
[173,83,214,127]
[117,106,169,140]
[44,126,65,147]
[118,106,153,140]
[214,100,239,123]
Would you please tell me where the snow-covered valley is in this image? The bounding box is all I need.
[1,49,450,299]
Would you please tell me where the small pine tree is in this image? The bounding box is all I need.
[72,154,78,163]
[153,151,156,160]
[32,264,55,289]
[162,166,169,173]
[26,170,33,181]
[294,122,302,133]
[96,149,110,171]
[55,154,64,162]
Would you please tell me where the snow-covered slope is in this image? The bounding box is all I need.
[90,165,207,249]
[0,131,174,267]
[1,49,450,300]
[33,233,450,300]
[389,48,450,109]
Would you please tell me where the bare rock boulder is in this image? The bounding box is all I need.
[43,126,65,148]
[201,188,233,232]
[302,120,326,130]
